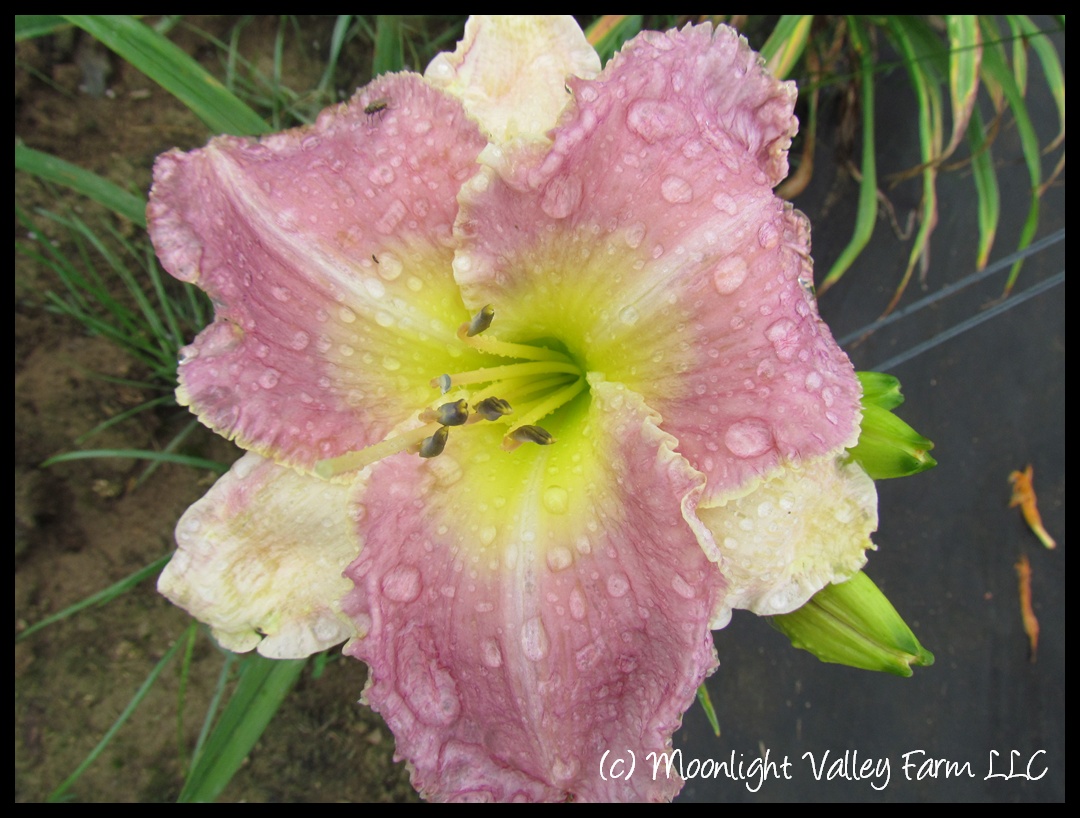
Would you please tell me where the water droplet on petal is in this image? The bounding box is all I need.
[258,369,280,389]
[712,192,738,214]
[382,356,401,371]
[624,222,646,249]
[618,306,640,326]
[377,252,403,281]
[724,418,773,458]
[626,99,693,143]
[758,221,780,249]
[569,586,587,620]
[338,306,357,324]
[671,574,696,599]
[368,164,395,185]
[481,638,503,668]
[765,318,799,362]
[546,546,573,572]
[479,526,497,547]
[381,564,422,603]
[660,175,693,203]
[713,256,748,294]
[805,371,823,390]
[606,572,630,598]
[540,175,583,220]
[290,331,310,351]
[521,617,550,661]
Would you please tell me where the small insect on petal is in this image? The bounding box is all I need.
[364,98,389,115]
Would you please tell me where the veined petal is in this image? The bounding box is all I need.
[452,23,860,502]
[425,15,600,143]
[159,452,360,658]
[698,456,878,624]
[148,74,488,470]
[343,380,723,801]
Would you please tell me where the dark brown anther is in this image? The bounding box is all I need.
[418,425,450,458]
[466,305,496,337]
[508,425,555,446]
[474,397,513,421]
[435,399,470,426]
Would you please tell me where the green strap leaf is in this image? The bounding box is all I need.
[944,15,982,162]
[820,17,878,293]
[15,143,147,227]
[585,15,644,66]
[761,15,814,81]
[63,15,268,137]
[179,655,307,802]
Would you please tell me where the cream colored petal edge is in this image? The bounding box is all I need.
[158,452,359,658]
[698,455,879,624]
[425,15,600,143]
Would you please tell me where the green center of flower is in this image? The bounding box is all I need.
[314,306,586,478]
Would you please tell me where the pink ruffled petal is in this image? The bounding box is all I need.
[344,380,723,801]
[148,74,488,469]
[425,16,600,143]
[452,23,861,502]
[159,452,360,658]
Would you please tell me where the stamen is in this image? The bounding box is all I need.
[418,425,450,458]
[502,424,555,451]
[465,304,495,337]
[433,373,452,394]
[473,397,512,421]
[457,324,573,364]
[441,360,581,387]
[314,422,442,478]
[508,377,587,433]
[419,399,470,426]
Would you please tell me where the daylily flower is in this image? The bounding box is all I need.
[149,17,876,801]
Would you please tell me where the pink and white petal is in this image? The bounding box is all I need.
[343,380,723,801]
[149,74,489,470]
[698,456,879,625]
[425,16,600,143]
[159,452,360,658]
[452,23,860,502]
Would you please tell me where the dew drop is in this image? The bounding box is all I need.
[375,311,394,327]
[521,617,550,661]
[377,252,403,281]
[626,99,693,143]
[368,164,395,185]
[606,572,630,598]
[618,306,640,326]
[382,356,401,371]
[540,175,583,219]
[569,586,587,620]
[481,638,503,668]
[805,371,823,390]
[660,175,693,203]
[713,256,748,294]
[290,331,310,351]
[270,286,291,302]
[381,564,422,603]
[338,306,357,324]
[724,418,773,458]
[546,546,573,572]
[624,222,646,249]
[671,574,695,599]
[258,369,280,389]
[479,526,497,547]
[765,318,798,362]
[758,220,780,249]
[712,192,738,214]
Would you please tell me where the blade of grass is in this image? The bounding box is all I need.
[1009,15,1065,152]
[819,17,878,294]
[967,107,1001,269]
[978,16,1042,296]
[63,15,268,136]
[882,18,944,314]
[317,15,354,97]
[179,654,307,802]
[41,448,229,474]
[372,15,403,77]
[75,394,175,445]
[133,417,203,488]
[15,15,69,41]
[942,16,982,163]
[15,143,147,227]
[585,15,643,66]
[48,622,195,802]
[177,623,199,775]
[761,15,814,81]
[18,553,172,641]
[696,682,721,738]
[191,651,238,772]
